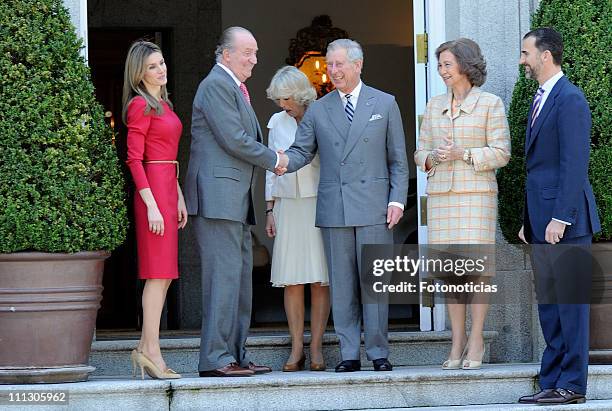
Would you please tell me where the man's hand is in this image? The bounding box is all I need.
[545,219,566,244]
[387,205,403,229]
[275,150,288,176]
[518,225,528,244]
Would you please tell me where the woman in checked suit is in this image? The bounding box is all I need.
[414,38,511,370]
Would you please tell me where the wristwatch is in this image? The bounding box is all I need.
[463,148,472,165]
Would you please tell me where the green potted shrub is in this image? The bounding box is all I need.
[0,0,127,383]
[497,0,611,361]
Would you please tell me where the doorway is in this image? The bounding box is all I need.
[88,28,179,330]
[86,1,425,333]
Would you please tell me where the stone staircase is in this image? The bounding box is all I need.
[3,332,612,410]
[89,331,497,376]
[2,364,612,410]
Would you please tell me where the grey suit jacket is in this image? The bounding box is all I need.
[185,65,277,225]
[285,84,409,227]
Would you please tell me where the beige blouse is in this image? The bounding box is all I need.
[414,87,511,194]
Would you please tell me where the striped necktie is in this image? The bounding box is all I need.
[530,87,545,128]
[344,94,354,122]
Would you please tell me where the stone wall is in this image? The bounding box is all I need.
[444,0,532,106]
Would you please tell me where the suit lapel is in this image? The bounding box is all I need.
[245,101,260,140]
[254,115,263,142]
[342,85,375,161]
[526,76,567,153]
[213,65,259,140]
[325,91,351,140]
[237,87,259,139]
[524,94,535,154]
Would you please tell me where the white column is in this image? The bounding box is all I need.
[425,0,447,332]
[63,0,88,61]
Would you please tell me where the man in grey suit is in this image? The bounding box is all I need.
[185,27,287,377]
[279,39,409,372]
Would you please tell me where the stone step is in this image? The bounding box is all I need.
[384,399,612,410]
[90,330,497,376]
[1,364,612,410]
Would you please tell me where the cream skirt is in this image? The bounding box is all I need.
[426,192,498,279]
[270,195,329,287]
[427,192,498,245]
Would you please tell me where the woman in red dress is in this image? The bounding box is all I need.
[122,41,187,379]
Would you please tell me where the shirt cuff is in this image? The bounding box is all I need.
[274,152,280,168]
[552,218,572,226]
[388,202,404,211]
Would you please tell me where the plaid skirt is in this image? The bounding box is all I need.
[427,192,497,245]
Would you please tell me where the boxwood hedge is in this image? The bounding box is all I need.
[0,0,127,252]
[498,0,611,242]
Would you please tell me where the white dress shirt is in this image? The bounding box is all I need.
[338,81,404,211]
[338,80,364,109]
[216,62,241,86]
[533,70,564,119]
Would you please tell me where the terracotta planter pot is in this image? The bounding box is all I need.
[0,251,108,384]
[589,243,612,364]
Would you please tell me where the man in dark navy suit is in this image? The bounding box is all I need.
[517,28,601,406]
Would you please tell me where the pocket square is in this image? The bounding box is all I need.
[369,114,383,121]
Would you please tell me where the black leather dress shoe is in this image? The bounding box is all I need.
[335,360,361,372]
[536,388,586,405]
[518,388,554,403]
[372,358,393,371]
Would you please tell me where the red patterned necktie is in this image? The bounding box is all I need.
[239,82,251,105]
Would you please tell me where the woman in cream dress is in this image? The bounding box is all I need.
[265,66,330,371]
[414,38,510,370]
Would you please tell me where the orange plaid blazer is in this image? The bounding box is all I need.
[414,87,511,194]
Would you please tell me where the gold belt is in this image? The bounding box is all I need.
[143,160,179,179]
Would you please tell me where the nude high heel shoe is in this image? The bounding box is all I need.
[442,345,468,370]
[132,349,181,379]
[131,349,140,378]
[462,346,485,370]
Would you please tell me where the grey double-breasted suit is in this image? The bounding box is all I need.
[185,64,277,371]
[285,83,409,360]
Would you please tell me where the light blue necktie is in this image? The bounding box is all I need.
[345,94,354,122]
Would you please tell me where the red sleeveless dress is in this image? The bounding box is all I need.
[126,96,183,279]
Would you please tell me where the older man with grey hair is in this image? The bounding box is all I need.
[185,26,287,377]
[279,38,409,372]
